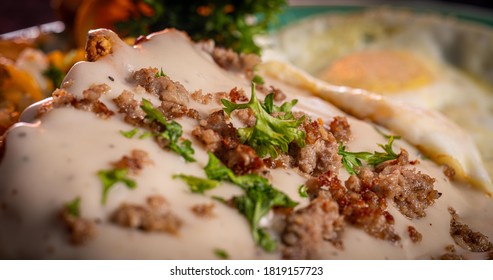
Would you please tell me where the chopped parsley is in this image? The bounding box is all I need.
[262,92,298,120]
[65,197,81,217]
[214,248,229,260]
[222,83,306,158]
[97,168,137,205]
[141,98,195,162]
[204,151,236,181]
[298,184,308,198]
[338,135,401,175]
[205,152,297,252]
[43,64,64,88]
[232,179,297,252]
[173,174,219,194]
[176,152,297,251]
[113,1,287,54]
[120,128,139,138]
[138,131,153,139]
[155,68,166,78]
[252,74,265,85]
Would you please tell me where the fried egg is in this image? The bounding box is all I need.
[268,8,493,183]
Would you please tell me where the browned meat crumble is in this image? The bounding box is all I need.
[113,90,146,126]
[209,47,260,79]
[112,195,182,234]
[193,110,264,175]
[330,171,401,243]
[112,149,152,175]
[408,226,423,243]
[282,190,343,259]
[449,207,492,252]
[281,117,342,177]
[131,68,199,120]
[443,165,456,179]
[191,89,213,105]
[85,31,113,62]
[329,116,352,143]
[59,205,96,245]
[191,203,216,218]
[438,245,465,260]
[375,150,439,219]
[38,85,115,119]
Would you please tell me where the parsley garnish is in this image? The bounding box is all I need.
[298,184,308,198]
[214,248,230,260]
[97,168,137,205]
[205,152,297,252]
[120,128,139,138]
[120,128,155,140]
[138,131,153,139]
[113,1,287,54]
[221,83,306,158]
[252,74,265,85]
[262,92,298,120]
[177,152,297,251]
[155,68,166,78]
[65,197,81,217]
[43,64,64,88]
[173,174,219,194]
[233,180,297,252]
[141,98,195,162]
[338,135,400,175]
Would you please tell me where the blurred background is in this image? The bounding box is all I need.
[1,0,493,34]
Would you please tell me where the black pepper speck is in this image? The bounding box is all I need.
[108,76,115,82]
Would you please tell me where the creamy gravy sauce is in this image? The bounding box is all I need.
[0,30,492,259]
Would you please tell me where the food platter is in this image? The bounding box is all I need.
[1,1,493,260]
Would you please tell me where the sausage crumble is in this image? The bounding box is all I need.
[59,204,95,245]
[449,207,492,252]
[112,195,182,234]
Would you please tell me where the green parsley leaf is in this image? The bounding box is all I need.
[252,74,265,85]
[214,249,230,260]
[65,197,81,217]
[120,128,139,138]
[204,152,235,181]
[221,83,306,158]
[97,168,137,205]
[262,93,298,120]
[232,180,297,252]
[138,131,153,139]
[113,1,287,55]
[366,135,400,166]
[141,98,168,125]
[155,68,166,78]
[298,184,308,198]
[173,174,219,194]
[338,144,372,175]
[178,152,298,252]
[205,152,297,251]
[141,98,195,162]
[338,135,400,175]
[43,64,64,88]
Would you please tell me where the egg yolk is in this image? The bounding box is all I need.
[320,50,434,93]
